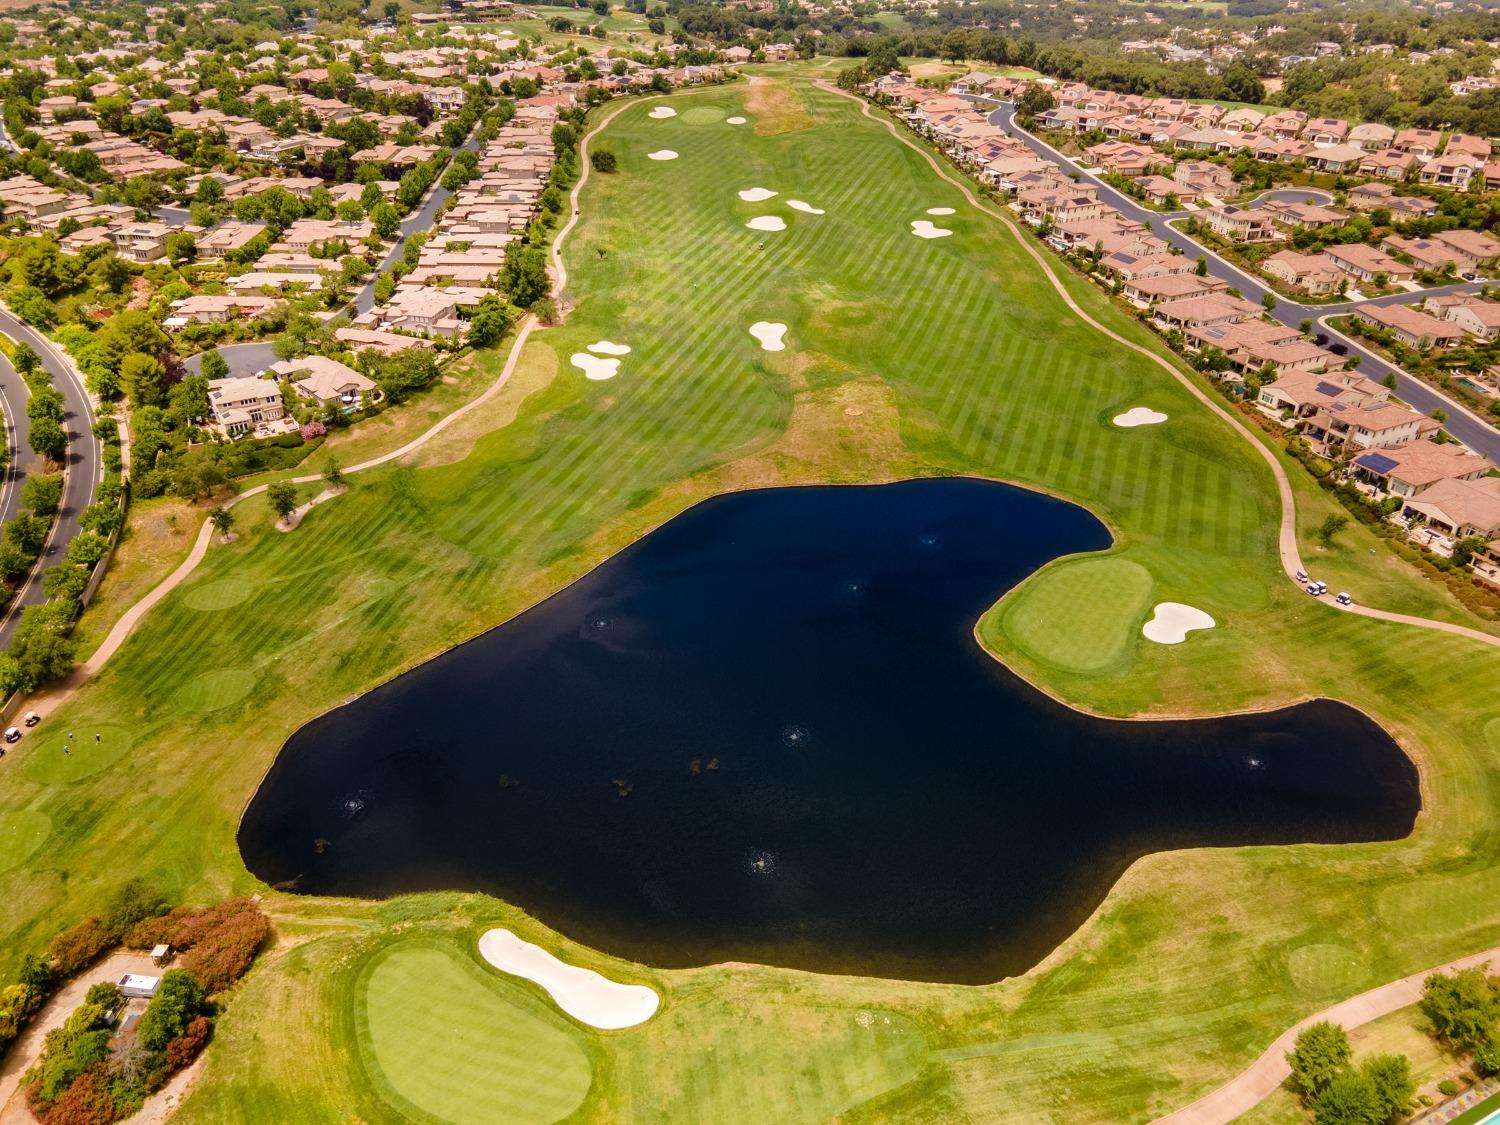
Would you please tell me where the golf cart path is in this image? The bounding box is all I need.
[22,96,638,723]
[817,81,1499,654]
[1149,942,1500,1124]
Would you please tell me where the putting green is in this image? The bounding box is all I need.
[356,940,592,1125]
[999,557,1153,673]
[0,810,50,873]
[183,577,255,611]
[23,724,134,784]
[177,668,256,713]
[680,105,726,125]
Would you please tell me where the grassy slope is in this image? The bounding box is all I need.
[0,78,1497,1123]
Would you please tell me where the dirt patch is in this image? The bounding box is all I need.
[744,76,812,136]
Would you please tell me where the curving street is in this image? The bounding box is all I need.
[0,305,101,645]
[978,100,1500,461]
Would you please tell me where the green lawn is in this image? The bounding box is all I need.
[2,76,1500,1124]
[356,938,593,1125]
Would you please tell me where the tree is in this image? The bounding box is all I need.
[11,342,39,380]
[323,456,344,488]
[373,271,396,305]
[267,481,299,523]
[136,970,204,1052]
[1017,85,1056,121]
[1195,255,1208,277]
[1316,514,1351,548]
[590,149,617,173]
[370,202,400,240]
[28,416,66,461]
[165,231,197,265]
[199,350,230,382]
[209,506,234,542]
[1287,1021,1352,1099]
[466,295,512,348]
[121,353,167,407]
[1421,967,1500,1054]
[1262,292,1277,311]
[1430,408,1447,424]
[3,605,77,694]
[20,473,63,516]
[500,243,550,308]
[1312,1069,1378,1125]
[1361,1054,1413,1124]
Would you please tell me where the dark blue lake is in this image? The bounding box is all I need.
[238,478,1419,983]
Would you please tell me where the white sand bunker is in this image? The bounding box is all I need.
[571,353,620,381]
[910,220,952,239]
[727,116,747,125]
[1113,406,1168,428]
[479,929,660,1030]
[788,200,824,214]
[749,321,787,351]
[648,149,678,161]
[648,106,677,119]
[588,340,631,356]
[746,215,786,232]
[1142,602,1216,645]
[739,187,778,202]
[927,207,956,216]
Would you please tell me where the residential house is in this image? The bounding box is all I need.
[1392,128,1444,158]
[1419,153,1483,190]
[1347,122,1395,151]
[1137,175,1194,207]
[1440,299,1500,341]
[1355,303,1464,349]
[1153,293,1264,329]
[1306,144,1367,174]
[1174,160,1234,195]
[268,355,381,408]
[1306,400,1437,455]
[1430,229,1500,272]
[1255,370,1387,420]
[1351,441,1494,499]
[196,221,267,259]
[1302,117,1349,145]
[208,376,288,436]
[1203,204,1277,243]
[1381,235,1469,275]
[1260,200,1348,230]
[1346,182,1436,217]
[108,222,169,262]
[1401,478,1500,541]
[1358,151,1419,180]
[1324,243,1414,284]
[1262,249,1344,295]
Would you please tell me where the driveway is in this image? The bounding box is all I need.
[183,341,278,379]
[0,305,101,646]
[977,99,1500,461]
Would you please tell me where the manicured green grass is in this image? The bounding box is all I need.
[356,939,592,1125]
[999,556,1155,674]
[3,76,1500,1125]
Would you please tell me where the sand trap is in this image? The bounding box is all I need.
[910,220,952,239]
[478,929,659,1030]
[788,200,824,214]
[571,353,620,381]
[927,207,956,216]
[749,321,787,351]
[739,187,778,202]
[648,106,676,119]
[1113,406,1168,428]
[587,340,631,356]
[727,116,747,125]
[1142,603,1216,645]
[746,216,786,232]
[647,150,678,161]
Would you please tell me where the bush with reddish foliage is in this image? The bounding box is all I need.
[164,1016,211,1073]
[34,1065,119,1125]
[125,898,269,994]
[45,918,112,979]
[301,420,326,440]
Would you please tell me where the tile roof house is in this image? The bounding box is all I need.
[1355,303,1465,349]
[1351,441,1494,499]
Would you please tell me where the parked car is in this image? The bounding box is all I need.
[22,712,40,727]
[1335,592,1353,605]
[1306,581,1328,596]
[1295,569,1308,583]
[4,728,21,744]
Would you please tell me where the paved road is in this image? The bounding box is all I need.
[0,350,36,527]
[183,341,277,379]
[980,100,1500,461]
[0,305,100,645]
[351,133,482,316]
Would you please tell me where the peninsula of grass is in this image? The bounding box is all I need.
[1,76,1498,1124]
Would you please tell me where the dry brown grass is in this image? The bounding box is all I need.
[744,75,812,135]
